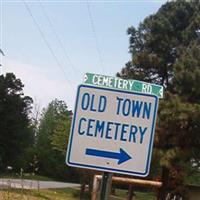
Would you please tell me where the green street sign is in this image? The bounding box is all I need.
[83,73,163,98]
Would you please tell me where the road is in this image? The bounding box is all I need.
[0,178,80,189]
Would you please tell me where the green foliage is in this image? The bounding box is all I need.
[0,73,33,171]
[173,41,200,103]
[157,93,200,161]
[118,0,200,197]
[51,114,71,155]
[119,1,200,87]
[36,99,77,181]
[49,104,95,195]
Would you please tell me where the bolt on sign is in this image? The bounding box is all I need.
[84,73,163,98]
[66,73,162,176]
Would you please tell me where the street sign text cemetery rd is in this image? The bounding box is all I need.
[66,84,159,177]
[84,73,163,98]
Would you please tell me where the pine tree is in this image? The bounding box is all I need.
[0,73,33,171]
[118,1,200,199]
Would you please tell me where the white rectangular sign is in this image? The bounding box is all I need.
[66,84,158,177]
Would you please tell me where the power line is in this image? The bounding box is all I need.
[22,0,73,87]
[38,0,78,75]
[86,1,105,74]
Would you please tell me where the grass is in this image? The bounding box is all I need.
[185,171,200,186]
[0,188,157,200]
[110,189,156,200]
[0,188,79,200]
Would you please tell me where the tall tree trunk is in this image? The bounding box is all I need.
[157,167,169,200]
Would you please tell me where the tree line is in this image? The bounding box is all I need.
[0,73,77,180]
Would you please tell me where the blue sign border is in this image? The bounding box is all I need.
[66,84,158,177]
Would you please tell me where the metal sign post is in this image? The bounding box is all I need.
[99,172,112,200]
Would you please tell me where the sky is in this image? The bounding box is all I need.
[1,0,165,110]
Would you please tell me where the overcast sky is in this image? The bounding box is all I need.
[1,0,165,110]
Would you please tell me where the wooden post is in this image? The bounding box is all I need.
[111,176,162,187]
[157,167,169,200]
[91,175,100,200]
[80,182,86,200]
[127,185,134,200]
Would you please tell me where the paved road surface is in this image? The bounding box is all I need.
[0,178,80,189]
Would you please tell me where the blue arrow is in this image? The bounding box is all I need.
[85,148,132,165]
